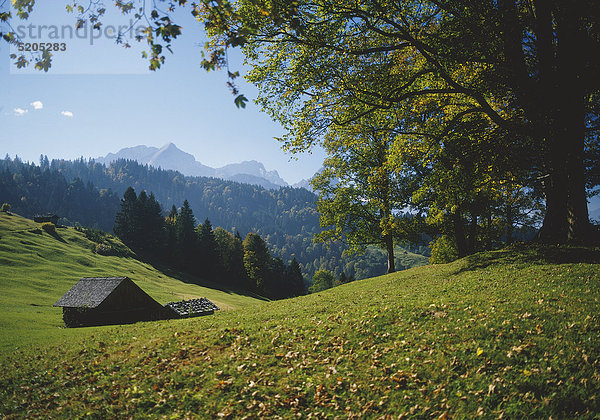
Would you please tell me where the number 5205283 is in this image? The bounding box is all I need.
[18,42,67,52]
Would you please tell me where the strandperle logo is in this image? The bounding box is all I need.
[12,20,146,45]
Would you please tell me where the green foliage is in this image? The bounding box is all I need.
[4,0,599,243]
[239,233,306,299]
[214,227,247,289]
[198,0,599,245]
[234,94,248,109]
[112,188,166,255]
[176,199,197,269]
[113,187,140,248]
[75,225,132,257]
[0,158,120,231]
[110,188,304,299]
[7,0,183,73]
[137,191,165,255]
[243,233,271,293]
[429,235,459,264]
[40,222,55,234]
[312,115,423,274]
[286,258,305,296]
[197,218,222,279]
[0,156,429,281]
[76,226,106,243]
[0,203,10,213]
[308,269,335,293]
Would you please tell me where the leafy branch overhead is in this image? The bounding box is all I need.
[3,0,248,104]
[195,0,600,246]
[5,0,183,72]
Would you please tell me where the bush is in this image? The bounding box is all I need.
[82,227,107,243]
[308,270,336,293]
[93,240,133,257]
[429,235,458,264]
[1,203,11,212]
[41,222,56,234]
[94,243,114,256]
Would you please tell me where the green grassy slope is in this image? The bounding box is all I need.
[0,212,262,351]
[1,212,599,418]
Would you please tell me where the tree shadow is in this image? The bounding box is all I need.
[454,243,600,274]
[133,254,270,302]
[47,230,67,243]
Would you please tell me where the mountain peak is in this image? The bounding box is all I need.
[162,142,178,150]
[95,143,291,189]
[151,143,191,159]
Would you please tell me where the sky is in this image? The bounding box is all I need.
[0,1,325,185]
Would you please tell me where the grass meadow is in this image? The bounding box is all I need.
[1,212,599,418]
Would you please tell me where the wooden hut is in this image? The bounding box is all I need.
[54,277,170,327]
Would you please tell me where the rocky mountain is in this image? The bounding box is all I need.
[291,167,331,191]
[214,160,287,188]
[292,178,312,190]
[96,143,289,189]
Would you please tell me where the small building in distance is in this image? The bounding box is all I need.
[34,214,59,224]
[54,277,171,327]
[54,277,221,327]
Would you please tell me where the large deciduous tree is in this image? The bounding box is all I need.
[198,0,600,245]
[312,113,418,273]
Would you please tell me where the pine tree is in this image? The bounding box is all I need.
[176,199,197,270]
[243,233,272,294]
[164,205,178,263]
[267,257,287,299]
[139,192,164,255]
[287,258,305,297]
[214,228,240,287]
[197,218,222,279]
[114,187,138,247]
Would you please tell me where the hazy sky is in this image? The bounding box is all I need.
[0,1,324,184]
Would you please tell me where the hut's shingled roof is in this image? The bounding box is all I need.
[54,277,128,308]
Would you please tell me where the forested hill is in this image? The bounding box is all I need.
[0,157,429,280]
[46,157,320,238]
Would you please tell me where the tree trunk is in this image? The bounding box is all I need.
[506,201,514,245]
[468,214,477,254]
[536,145,570,243]
[452,211,468,258]
[536,3,596,244]
[485,207,493,250]
[385,234,395,274]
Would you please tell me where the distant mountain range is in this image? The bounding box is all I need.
[95,143,311,190]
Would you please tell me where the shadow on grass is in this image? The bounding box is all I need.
[455,243,600,274]
[132,253,270,302]
[47,230,67,243]
[159,264,269,302]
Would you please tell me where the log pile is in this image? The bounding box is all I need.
[164,298,220,318]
